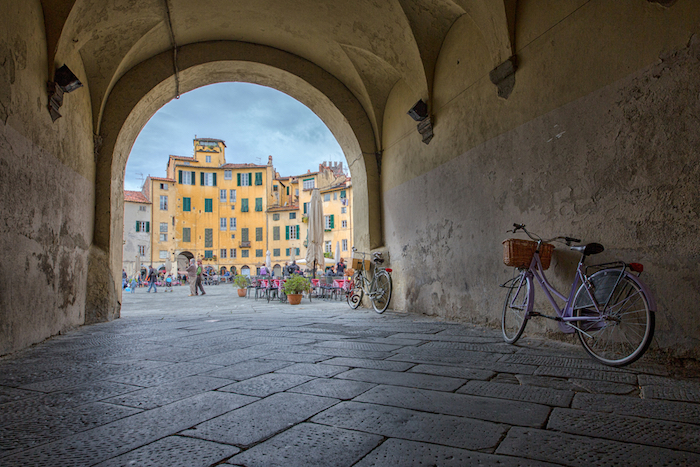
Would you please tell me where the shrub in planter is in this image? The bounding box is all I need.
[283,275,311,305]
[233,274,249,297]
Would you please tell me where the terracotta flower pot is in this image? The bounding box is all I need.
[237,288,247,297]
[288,293,303,305]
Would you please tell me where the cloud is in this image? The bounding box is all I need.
[124,83,344,191]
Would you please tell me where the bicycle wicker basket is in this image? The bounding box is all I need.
[503,239,554,270]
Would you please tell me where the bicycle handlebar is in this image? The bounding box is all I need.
[509,223,581,246]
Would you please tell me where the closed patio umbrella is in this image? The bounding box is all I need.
[305,188,325,278]
[334,241,341,266]
[266,250,272,270]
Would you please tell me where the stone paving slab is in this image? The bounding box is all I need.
[641,385,700,402]
[181,392,338,448]
[407,363,495,380]
[204,359,292,381]
[354,438,561,467]
[548,407,700,454]
[354,385,551,427]
[417,340,519,353]
[534,366,638,384]
[217,373,313,397]
[311,401,508,450]
[188,348,276,366]
[226,422,383,467]
[515,374,638,395]
[288,377,376,400]
[457,380,574,407]
[94,435,240,467]
[496,426,700,466]
[103,375,231,409]
[257,351,332,363]
[275,362,350,377]
[313,340,405,352]
[321,357,414,371]
[335,368,466,392]
[0,386,34,404]
[105,361,224,387]
[572,392,700,425]
[387,353,539,375]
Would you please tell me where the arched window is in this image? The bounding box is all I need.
[241,266,250,277]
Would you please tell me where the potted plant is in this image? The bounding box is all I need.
[283,275,310,305]
[233,274,249,297]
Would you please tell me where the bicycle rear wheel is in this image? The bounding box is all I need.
[502,271,531,344]
[371,270,392,314]
[573,271,654,366]
[347,273,363,309]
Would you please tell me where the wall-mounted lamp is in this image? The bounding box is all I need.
[47,65,83,122]
[407,99,433,144]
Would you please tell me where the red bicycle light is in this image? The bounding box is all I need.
[629,263,644,273]
[385,268,392,273]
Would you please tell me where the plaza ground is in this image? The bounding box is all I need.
[1,283,699,466]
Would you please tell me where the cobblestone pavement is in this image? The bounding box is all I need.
[2,284,700,466]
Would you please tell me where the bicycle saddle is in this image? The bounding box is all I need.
[372,252,385,264]
[571,243,604,256]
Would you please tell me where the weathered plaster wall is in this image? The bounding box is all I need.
[0,1,94,355]
[382,1,700,359]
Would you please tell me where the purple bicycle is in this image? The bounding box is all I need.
[501,224,655,367]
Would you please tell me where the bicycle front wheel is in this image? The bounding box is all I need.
[573,271,654,366]
[502,271,531,344]
[347,273,363,309]
[370,270,392,314]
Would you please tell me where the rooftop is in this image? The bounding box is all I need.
[124,191,150,203]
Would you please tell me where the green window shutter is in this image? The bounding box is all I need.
[330,215,334,229]
[242,228,248,242]
[200,172,204,186]
[135,221,140,232]
[303,202,307,214]
[213,173,217,186]
[178,170,182,184]
[190,171,195,184]
[241,198,248,212]
[296,225,300,238]
[237,173,241,186]
[183,197,190,212]
[285,226,290,240]
[286,248,290,256]
[255,172,262,185]
[205,199,212,212]
[145,222,150,233]
[255,198,262,211]
[256,227,262,241]
[296,247,300,256]
[340,190,346,198]
[286,186,289,195]
[273,226,280,240]
[249,173,252,185]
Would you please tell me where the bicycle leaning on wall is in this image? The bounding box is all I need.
[500,224,656,367]
[347,248,393,313]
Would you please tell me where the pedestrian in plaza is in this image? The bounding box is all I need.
[165,274,173,292]
[147,265,157,293]
[186,259,197,296]
[196,260,206,295]
[130,277,137,293]
[260,263,269,276]
[336,258,346,276]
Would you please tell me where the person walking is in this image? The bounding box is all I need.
[195,260,206,295]
[186,259,197,296]
[130,277,137,293]
[147,265,157,293]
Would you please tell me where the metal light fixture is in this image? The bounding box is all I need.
[407,99,433,144]
[47,65,83,122]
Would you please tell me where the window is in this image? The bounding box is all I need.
[201,172,216,186]
[139,206,147,212]
[224,169,232,180]
[340,190,347,199]
[303,202,308,214]
[204,199,213,212]
[285,248,290,257]
[204,250,213,258]
[303,178,314,190]
[296,247,300,255]
[286,225,300,240]
[289,212,296,219]
[135,221,149,232]
[295,189,299,196]
[342,220,347,228]
[256,227,263,241]
[324,193,330,202]
[273,213,280,221]
[183,197,191,212]
[325,241,332,253]
[205,228,213,248]
[172,216,175,226]
[241,199,249,212]
[238,173,251,186]
[159,250,168,259]
[342,239,348,251]
[230,248,236,258]
[220,249,227,259]
[341,207,347,214]
[159,234,167,242]
[220,218,227,231]
[160,183,168,190]
[324,215,334,230]
[256,249,263,257]
[273,226,280,241]
[206,155,211,163]
[159,222,168,232]
[255,172,263,186]
[273,185,279,191]
[220,189,227,202]
[334,192,337,200]
[230,189,237,202]
[241,228,249,242]
[230,217,237,230]
[273,248,280,257]
[183,227,191,242]
[255,198,262,211]
[241,250,249,258]
[179,170,196,185]
[138,245,146,256]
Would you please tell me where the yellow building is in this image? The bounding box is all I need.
[144,138,352,277]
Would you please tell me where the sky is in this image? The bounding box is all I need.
[124,82,345,191]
